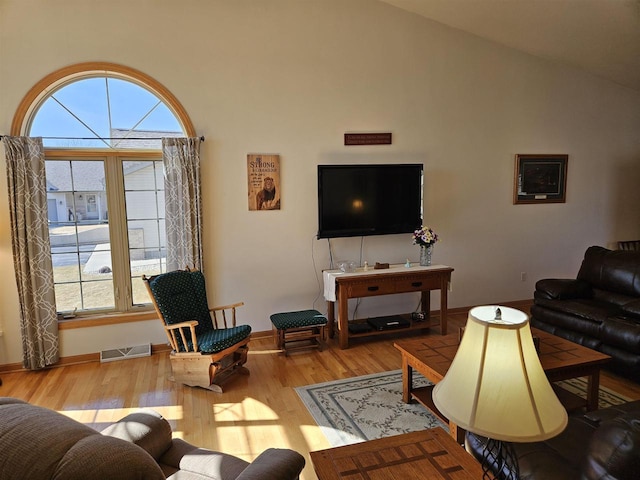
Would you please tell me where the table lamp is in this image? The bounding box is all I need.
[432,305,568,479]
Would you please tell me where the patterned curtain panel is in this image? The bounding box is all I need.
[3,136,59,369]
[162,137,204,272]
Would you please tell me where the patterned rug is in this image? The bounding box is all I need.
[295,369,631,447]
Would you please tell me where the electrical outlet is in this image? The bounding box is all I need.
[0,329,4,337]
[520,272,527,282]
[448,281,453,292]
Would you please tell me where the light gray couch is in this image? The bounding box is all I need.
[0,397,305,480]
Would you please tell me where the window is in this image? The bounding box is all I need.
[14,63,195,317]
[46,154,165,312]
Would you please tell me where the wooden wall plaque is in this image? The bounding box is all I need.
[344,132,392,146]
[247,154,281,211]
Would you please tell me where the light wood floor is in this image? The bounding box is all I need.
[1,311,640,480]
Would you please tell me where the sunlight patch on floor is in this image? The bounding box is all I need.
[213,398,279,422]
[58,404,184,423]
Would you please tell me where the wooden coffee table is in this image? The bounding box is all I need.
[394,328,612,442]
[310,428,483,479]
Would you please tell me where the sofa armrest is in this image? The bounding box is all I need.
[236,448,305,480]
[101,409,173,461]
[535,278,592,300]
[583,413,640,480]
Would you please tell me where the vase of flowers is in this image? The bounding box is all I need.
[412,226,439,266]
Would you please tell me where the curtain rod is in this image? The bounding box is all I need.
[0,135,205,142]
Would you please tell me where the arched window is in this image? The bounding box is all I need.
[12,62,195,318]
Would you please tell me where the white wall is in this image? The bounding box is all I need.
[1,0,639,364]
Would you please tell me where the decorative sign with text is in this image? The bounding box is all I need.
[344,132,392,146]
[247,154,281,211]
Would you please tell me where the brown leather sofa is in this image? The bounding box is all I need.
[531,246,640,380]
[465,400,640,479]
[0,397,305,480]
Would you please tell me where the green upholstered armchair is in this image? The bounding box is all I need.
[143,269,251,392]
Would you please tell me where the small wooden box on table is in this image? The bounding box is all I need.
[323,264,454,348]
[310,428,482,479]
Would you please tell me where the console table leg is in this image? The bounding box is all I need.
[326,301,335,339]
[338,296,349,349]
[440,281,448,335]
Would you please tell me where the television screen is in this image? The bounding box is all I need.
[317,164,423,239]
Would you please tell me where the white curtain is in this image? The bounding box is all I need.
[162,137,204,271]
[3,136,59,369]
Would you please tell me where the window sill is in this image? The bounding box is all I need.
[58,310,159,330]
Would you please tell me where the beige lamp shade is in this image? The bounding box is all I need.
[432,305,568,442]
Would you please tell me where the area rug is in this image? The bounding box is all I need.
[295,370,631,447]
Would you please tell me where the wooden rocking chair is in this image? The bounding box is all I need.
[143,269,251,393]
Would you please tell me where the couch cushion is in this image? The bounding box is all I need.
[161,437,250,480]
[578,246,640,298]
[52,434,165,480]
[600,316,640,353]
[530,316,602,351]
[621,299,640,318]
[147,270,212,329]
[599,344,640,380]
[0,401,98,478]
[196,325,251,354]
[531,299,617,336]
[168,471,215,480]
[592,288,639,308]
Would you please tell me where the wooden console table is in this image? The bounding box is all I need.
[324,264,454,348]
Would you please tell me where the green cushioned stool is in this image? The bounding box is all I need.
[270,309,327,355]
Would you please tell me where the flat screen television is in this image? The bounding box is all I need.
[317,164,423,239]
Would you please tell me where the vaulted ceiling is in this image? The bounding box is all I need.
[380,0,640,92]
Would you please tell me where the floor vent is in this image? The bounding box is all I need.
[100,343,151,363]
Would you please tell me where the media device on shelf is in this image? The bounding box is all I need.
[317,163,423,239]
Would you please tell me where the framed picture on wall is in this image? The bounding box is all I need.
[247,154,281,211]
[514,154,568,204]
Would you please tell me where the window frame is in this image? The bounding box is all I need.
[11,62,196,327]
[46,149,165,318]
[11,62,195,138]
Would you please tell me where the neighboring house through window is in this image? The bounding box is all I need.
[12,62,196,317]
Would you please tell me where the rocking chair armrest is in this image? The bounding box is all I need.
[164,321,200,353]
[209,301,245,312]
[164,320,199,330]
